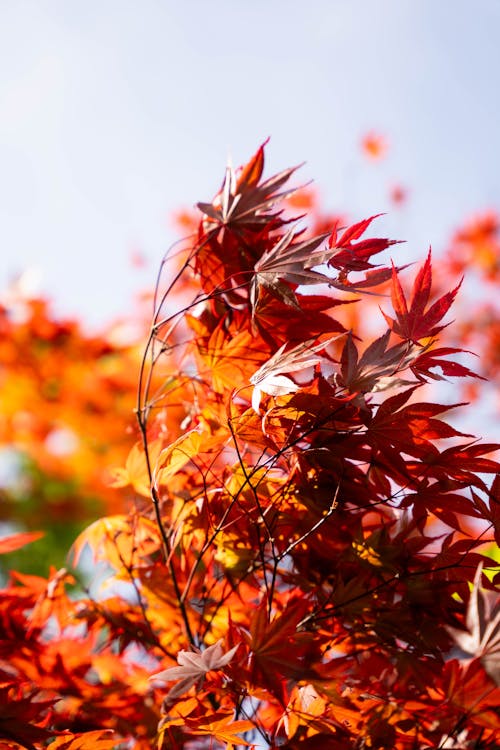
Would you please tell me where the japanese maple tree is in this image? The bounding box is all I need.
[0,142,499,749]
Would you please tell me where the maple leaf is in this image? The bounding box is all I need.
[438,658,500,738]
[155,429,204,481]
[251,291,349,348]
[382,250,462,342]
[328,214,398,273]
[420,442,500,491]
[26,565,75,631]
[281,683,328,739]
[337,330,419,394]
[410,346,484,382]
[196,325,261,393]
[154,427,229,490]
[250,230,333,310]
[250,336,342,412]
[109,438,163,497]
[152,639,239,704]
[0,530,44,554]
[0,684,57,750]
[183,711,253,747]
[448,565,500,685]
[488,474,500,547]
[197,139,301,230]
[46,730,117,750]
[70,514,160,569]
[366,387,470,464]
[330,264,403,293]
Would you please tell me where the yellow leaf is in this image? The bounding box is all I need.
[214,532,254,574]
[198,325,262,394]
[70,514,160,568]
[110,439,163,497]
[46,730,117,750]
[186,711,254,746]
[155,428,228,485]
[155,430,203,483]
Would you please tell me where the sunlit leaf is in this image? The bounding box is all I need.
[46,730,117,750]
[0,530,44,554]
[109,438,163,497]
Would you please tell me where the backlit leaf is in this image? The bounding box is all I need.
[0,530,44,554]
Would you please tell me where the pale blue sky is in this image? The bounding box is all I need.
[1,1,499,326]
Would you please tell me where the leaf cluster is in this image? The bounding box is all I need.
[0,144,499,749]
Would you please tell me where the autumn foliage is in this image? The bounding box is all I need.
[0,143,499,749]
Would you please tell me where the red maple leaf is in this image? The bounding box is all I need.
[383,250,462,341]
